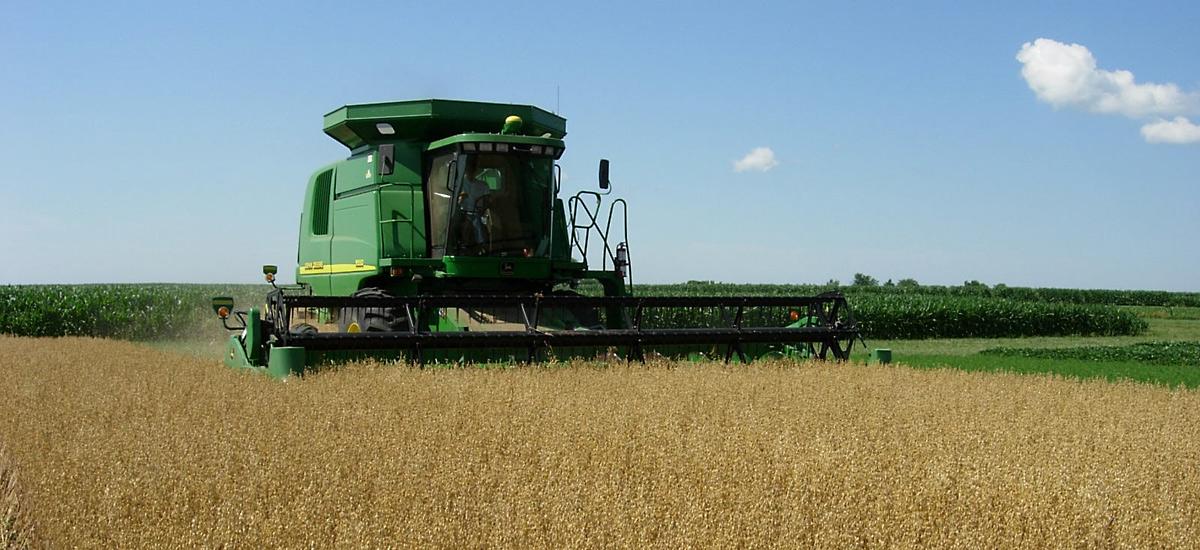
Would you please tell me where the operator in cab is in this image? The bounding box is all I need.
[453,154,501,255]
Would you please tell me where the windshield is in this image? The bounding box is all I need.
[427,151,554,258]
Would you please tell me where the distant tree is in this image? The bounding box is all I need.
[852,273,880,287]
[825,279,841,288]
[963,280,989,291]
[883,279,895,287]
[897,278,919,288]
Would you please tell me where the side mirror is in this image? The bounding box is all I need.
[211,296,234,318]
[598,159,610,190]
[378,144,395,176]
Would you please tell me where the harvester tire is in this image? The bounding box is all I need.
[338,288,410,332]
[290,323,319,336]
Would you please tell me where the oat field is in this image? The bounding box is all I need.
[1,336,1198,548]
[2,443,31,549]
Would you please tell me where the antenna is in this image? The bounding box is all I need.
[556,85,560,114]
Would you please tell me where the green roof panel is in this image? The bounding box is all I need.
[322,98,567,150]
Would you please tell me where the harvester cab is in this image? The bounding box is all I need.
[215,99,859,377]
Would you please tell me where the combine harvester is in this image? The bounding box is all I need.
[213,99,860,377]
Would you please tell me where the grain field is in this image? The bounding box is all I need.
[0,336,1198,548]
[1,442,31,550]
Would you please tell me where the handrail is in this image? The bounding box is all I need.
[567,191,631,288]
[603,198,631,289]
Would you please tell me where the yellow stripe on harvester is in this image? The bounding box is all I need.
[298,261,377,275]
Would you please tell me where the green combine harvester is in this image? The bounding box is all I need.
[213,99,859,377]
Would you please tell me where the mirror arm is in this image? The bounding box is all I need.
[221,311,247,331]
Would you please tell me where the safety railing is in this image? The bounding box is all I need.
[568,191,631,287]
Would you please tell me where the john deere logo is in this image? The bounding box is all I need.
[501,262,515,275]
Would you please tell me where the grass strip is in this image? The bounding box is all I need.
[980,341,1200,366]
[899,352,1200,388]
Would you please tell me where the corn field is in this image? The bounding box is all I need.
[0,284,1146,341]
[1,336,1197,547]
[638,281,1200,307]
[0,284,268,340]
[632,292,1146,339]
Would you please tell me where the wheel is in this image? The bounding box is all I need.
[289,323,319,336]
[338,288,410,332]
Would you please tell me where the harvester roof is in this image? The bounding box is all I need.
[323,99,567,150]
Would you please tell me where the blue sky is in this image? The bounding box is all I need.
[2,1,1197,290]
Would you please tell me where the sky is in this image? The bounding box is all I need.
[1,1,1197,290]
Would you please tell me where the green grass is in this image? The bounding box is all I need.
[892,354,1200,388]
[855,315,1200,389]
[980,341,1200,366]
[855,317,1200,358]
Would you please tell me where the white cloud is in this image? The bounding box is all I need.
[1141,116,1200,144]
[1016,38,1199,118]
[733,147,778,172]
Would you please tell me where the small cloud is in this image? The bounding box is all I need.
[734,147,779,172]
[1016,38,1199,118]
[1141,117,1200,144]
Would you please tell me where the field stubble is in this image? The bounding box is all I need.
[1,442,32,549]
[1,336,1198,547]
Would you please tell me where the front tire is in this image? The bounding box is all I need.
[338,288,409,332]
